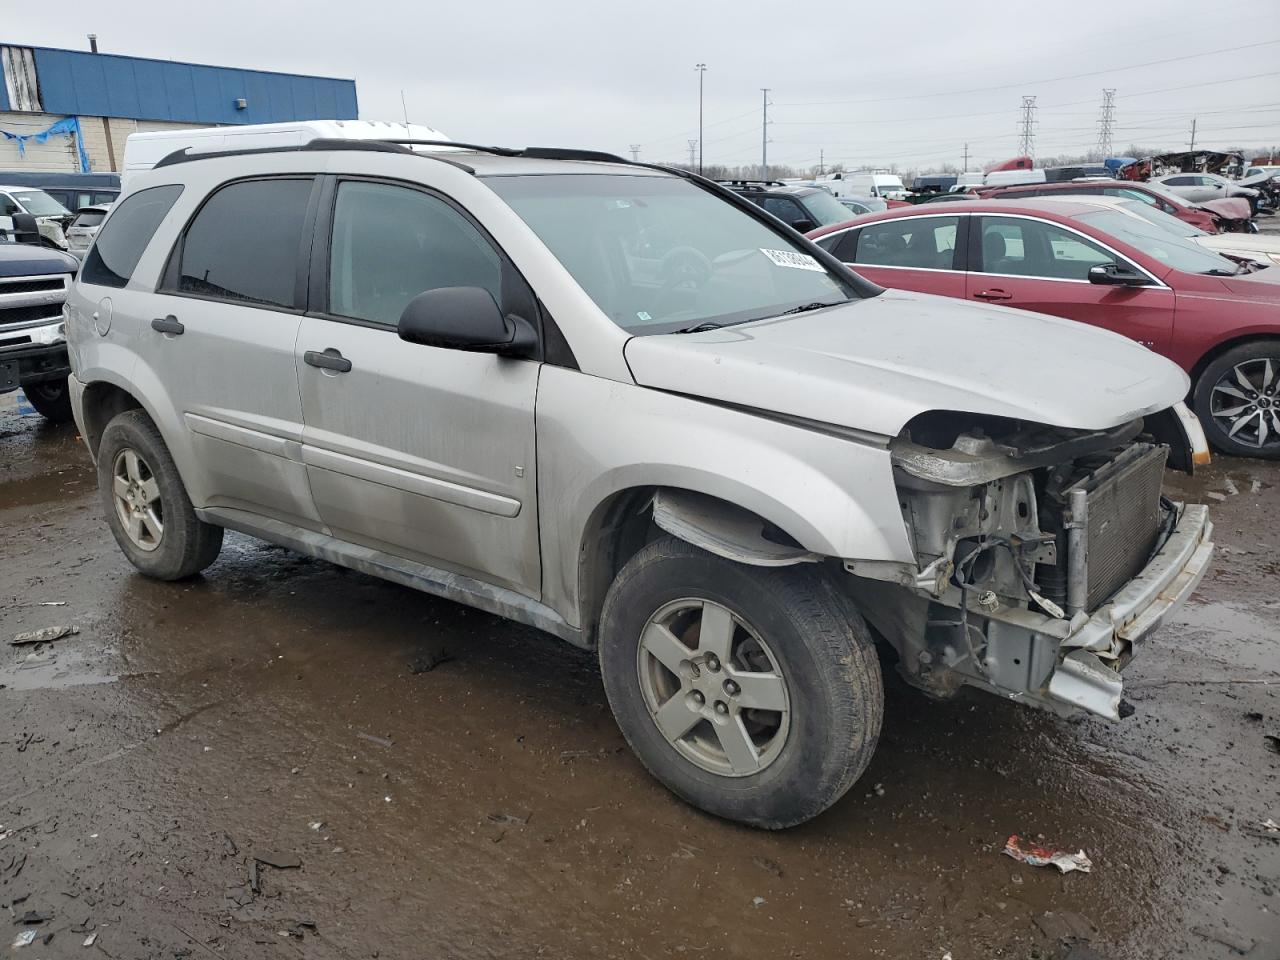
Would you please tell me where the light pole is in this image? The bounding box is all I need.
[695,63,707,175]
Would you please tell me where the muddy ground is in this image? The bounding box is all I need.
[1,399,1277,960]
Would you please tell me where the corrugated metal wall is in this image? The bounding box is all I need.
[0,45,357,125]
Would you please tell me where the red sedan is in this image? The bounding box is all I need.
[809,198,1280,457]
[972,180,1221,233]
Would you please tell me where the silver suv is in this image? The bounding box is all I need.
[66,140,1214,828]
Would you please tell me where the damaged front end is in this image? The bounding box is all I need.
[845,406,1214,720]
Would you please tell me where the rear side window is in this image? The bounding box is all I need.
[81,184,183,288]
[173,178,312,309]
[72,211,106,228]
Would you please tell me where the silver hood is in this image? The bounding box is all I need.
[623,289,1190,437]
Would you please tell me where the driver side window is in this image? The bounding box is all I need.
[328,180,505,328]
[978,216,1113,280]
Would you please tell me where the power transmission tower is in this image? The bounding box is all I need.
[687,139,698,168]
[1096,89,1116,158]
[629,144,640,162]
[761,88,771,181]
[1017,96,1037,159]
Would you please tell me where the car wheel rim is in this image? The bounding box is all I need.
[111,448,164,552]
[1209,358,1280,450]
[636,598,790,778]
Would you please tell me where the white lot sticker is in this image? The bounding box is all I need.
[760,248,824,272]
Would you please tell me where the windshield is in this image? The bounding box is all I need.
[72,211,106,228]
[1114,199,1209,237]
[486,174,857,335]
[801,189,861,226]
[12,190,71,217]
[1075,208,1246,275]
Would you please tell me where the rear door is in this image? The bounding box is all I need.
[295,176,542,597]
[966,214,1174,352]
[831,214,967,299]
[139,176,322,527]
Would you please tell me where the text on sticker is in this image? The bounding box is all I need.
[760,249,825,272]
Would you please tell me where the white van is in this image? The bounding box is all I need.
[819,172,908,200]
[121,120,451,187]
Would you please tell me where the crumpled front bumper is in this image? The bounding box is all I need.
[1045,502,1214,719]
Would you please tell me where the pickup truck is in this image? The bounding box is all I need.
[1,238,78,421]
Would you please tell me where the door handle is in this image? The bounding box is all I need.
[973,289,1012,301]
[151,315,184,335]
[304,348,352,373]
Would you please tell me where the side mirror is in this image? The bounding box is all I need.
[791,218,818,233]
[1088,262,1150,287]
[11,212,40,245]
[397,286,537,358]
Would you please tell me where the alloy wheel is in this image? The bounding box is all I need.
[111,447,164,552]
[636,598,790,777]
[1209,358,1280,450]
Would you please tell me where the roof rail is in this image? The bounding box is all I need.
[151,138,476,174]
[379,140,630,164]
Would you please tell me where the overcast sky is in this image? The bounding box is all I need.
[14,0,1280,171]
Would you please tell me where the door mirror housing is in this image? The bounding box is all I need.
[790,218,818,233]
[11,212,41,245]
[1088,262,1150,287]
[397,286,537,358]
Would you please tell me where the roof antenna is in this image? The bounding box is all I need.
[400,90,409,126]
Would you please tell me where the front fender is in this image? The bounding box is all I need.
[535,366,914,629]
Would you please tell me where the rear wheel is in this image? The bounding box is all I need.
[1194,341,1280,459]
[22,381,73,422]
[97,409,223,579]
[598,536,883,829]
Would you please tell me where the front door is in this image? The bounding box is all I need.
[141,176,322,527]
[296,178,542,597]
[967,214,1174,353]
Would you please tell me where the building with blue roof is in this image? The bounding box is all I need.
[1,41,358,174]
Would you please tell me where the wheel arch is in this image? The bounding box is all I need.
[1189,332,1280,392]
[574,484,831,649]
[78,377,146,460]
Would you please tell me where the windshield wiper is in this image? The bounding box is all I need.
[779,300,842,316]
[1201,268,1236,276]
[673,320,726,334]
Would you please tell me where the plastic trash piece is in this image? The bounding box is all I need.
[1003,834,1093,874]
[12,930,37,948]
[9,625,79,646]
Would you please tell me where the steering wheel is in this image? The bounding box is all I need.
[660,246,714,291]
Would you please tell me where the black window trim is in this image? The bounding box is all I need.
[304,173,549,363]
[157,174,322,316]
[79,182,185,290]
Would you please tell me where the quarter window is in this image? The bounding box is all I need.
[978,216,1111,280]
[327,181,504,327]
[175,178,312,308]
[80,184,183,289]
[854,217,959,270]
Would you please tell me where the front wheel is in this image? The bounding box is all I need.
[1193,341,1280,459]
[598,536,883,829]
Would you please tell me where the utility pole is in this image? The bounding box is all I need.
[629,144,640,162]
[1017,96,1037,160]
[1096,88,1116,158]
[1189,118,1198,153]
[695,63,707,175]
[687,139,698,168]
[87,34,117,173]
[962,142,970,171]
[761,88,771,181]
[818,149,824,176]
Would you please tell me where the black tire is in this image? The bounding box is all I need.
[1193,340,1280,459]
[598,536,883,829]
[22,380,73,422]
[97,409,223,579]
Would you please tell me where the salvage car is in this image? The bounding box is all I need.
[0,186,74,250]
[1,236,78,420]
[65,203,113,261]
[1150,172,1258,208]
[67,141,1213,828]
[718,180,856,232]
[811,199,1280,458]
[975,179,1221,233]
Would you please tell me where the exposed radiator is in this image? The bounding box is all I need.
[1063,443,1168,614]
